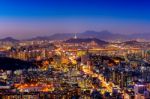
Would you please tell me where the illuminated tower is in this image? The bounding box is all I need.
[74,33,77,39]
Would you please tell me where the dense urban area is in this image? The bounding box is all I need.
[0,36,150,99]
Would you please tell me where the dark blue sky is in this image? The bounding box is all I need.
[0,0,150,39]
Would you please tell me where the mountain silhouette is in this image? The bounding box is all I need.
[0,57,37,71]
[0,37,19,42]
[2,30,150,41]
[65,38,108,45]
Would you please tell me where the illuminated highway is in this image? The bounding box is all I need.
[82,66,113,92]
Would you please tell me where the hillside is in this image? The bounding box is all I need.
[0,57,37,71]
[65,38,108,45]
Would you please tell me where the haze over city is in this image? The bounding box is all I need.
[0,0,150,39]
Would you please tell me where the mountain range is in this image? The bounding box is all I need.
[0,37,19,42]
[29,30,150,41]
[0,30,150,41]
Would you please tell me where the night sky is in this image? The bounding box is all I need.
[0,0,150,39]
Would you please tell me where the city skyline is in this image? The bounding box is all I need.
[0,0,150,39]
[1,0,150,98]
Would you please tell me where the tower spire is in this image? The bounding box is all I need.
[74,33,77,39]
